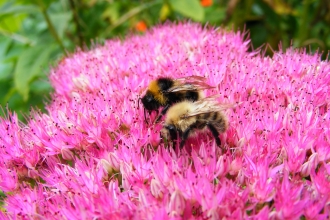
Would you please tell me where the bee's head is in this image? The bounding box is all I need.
[141,91,160,111]
[162,124,177,140]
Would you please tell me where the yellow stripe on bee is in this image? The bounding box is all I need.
[148,80,167,105]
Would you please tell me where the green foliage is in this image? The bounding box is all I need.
[0,0,329,121]
[169,0,204,21]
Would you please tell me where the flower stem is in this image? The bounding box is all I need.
[105,1,161,34]
[36,0,66,54]
[297,0,312,47]
[68,0,84,48]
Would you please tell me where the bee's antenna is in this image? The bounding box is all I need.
[144,108,149,125]
[152,110,160,125]
[137,97,141,109]
[138,97,149,125]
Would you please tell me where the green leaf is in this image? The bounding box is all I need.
[0,37,14,81]
[0,5,39,16]
[0,2,39,32]
[49,11,72,40]
[102,3,120,22]
[0,3,39,16]
[30,79,52,93]
[106,1,161,33]
[4,43,27,61]
[0,36,12,56]
[0,80,12,107]
[0,14,26,32]
[14,44,55,101]
[159,3,171,21]
[0,62,13,81]
[204,7,226,24]
[169,0,204,21]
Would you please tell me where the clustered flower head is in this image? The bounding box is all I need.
[0,22,329,219]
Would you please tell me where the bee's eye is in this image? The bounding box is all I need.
[146,95,154,102]
[166,125,176,131]
[142,93,154,103]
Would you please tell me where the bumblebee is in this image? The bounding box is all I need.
[141,76,213,123]
[161,98,233,151]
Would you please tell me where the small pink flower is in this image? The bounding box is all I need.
[150,178,164,199]
[273,172,307,219]
[310,162,330,195]
[0,166,18,192]
[300,152,318,177]
[168,189,186,217]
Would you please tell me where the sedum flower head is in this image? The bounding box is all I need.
[0,22,329,219]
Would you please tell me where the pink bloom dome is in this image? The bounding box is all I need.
[0,22,329,219]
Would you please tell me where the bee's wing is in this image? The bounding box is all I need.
[181,100,235,119]
[166,76,214,93]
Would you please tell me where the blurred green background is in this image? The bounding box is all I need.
[0,0,329,121]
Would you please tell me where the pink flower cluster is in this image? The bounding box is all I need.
[0,22,329,219]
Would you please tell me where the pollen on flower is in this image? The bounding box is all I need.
[0,22,329,219]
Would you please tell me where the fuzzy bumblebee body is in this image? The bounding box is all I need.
[161,98,232,150]
[141,76,212,123]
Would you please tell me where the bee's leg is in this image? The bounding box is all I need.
[166,125,178,149]
[179,128,192,149]
[144,109,149,124]
[171,132,178,150]
[154,104,170,123]
[207,124,222,147]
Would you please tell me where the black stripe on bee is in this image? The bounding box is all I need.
[212,112,218,121]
